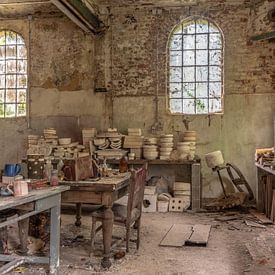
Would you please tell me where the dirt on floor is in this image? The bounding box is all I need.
[4,209,275,275]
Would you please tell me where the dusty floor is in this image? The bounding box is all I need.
[4,209,275,275]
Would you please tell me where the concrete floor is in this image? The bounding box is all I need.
[5,210,275,274]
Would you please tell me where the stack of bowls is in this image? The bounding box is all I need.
[177,142,190,160]
[159,134,174,160]
[183,131,196,160]
[143,137,158,160]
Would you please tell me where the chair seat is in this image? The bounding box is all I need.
[92,203,141,224]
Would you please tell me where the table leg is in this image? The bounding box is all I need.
[18,216,29,255]
[101,206,114,268]
[49,195,61,275]
[75,203,82,227]
[0,218,8,254]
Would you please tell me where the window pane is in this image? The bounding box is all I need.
[183,35,195,49]
[196,50,208,65]
[17,103,26,116]
[0,46,5,59]
[6,46,16,59]
[17,60,27,73]
[209,23,219,33]
[170,83,181,98]
[196,98,208,114]
[170,35,182,50]
[6,89,16,103]
[0,89,4,102]
[209,82,222,98]
[196,20,208,33]
[182,23,195,34]
[183,67,195,82]
[0,104,4,117]
[170,99,182,113]
[170,51,182,66]
[6,31,17,45]
[170,67,182,82]
[17,34,24,44]
[0,75,5,88]
[0,32,5,46]
[183,50,194,66]
[17,46,27,59]
[183,83,195,98]
[196,83,208,98]
[196,34,208,49]
[17,75,27,88]
[6,60,16,73]
[6,75,16,88]
[210,50,222,65]
[5,104,16,117]
[209,33,222,49]
[209,98,222,113]
[0,61,5,73]
[196,67,208,81]
[183,99,195,114]
[209,66,221,81]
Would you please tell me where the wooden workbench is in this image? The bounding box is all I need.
[0,186,69,275]
[255,163,275,212]
[107,159,202,210]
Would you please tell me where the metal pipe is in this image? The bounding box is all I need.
[27,15,32,129]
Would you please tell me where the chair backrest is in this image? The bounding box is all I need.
[126,164,147,224]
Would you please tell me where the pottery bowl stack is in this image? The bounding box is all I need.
[177,142,190,160]
[109,137,122,149]
[183,131,197,160]
[28,135,39,147]
[128,128,142,136]
[159,134,174,160]
[143,137,158,160]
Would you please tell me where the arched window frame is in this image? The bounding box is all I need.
[167,17,224,115]
[0,30,28,118]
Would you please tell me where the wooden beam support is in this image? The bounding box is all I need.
[51,0,104,34]
[250,31,275,42]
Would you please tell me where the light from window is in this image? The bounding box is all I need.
[168,19,223,114]
[0,30,27,118]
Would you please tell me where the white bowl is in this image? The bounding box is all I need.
[160,137,173,143]
[160,142,174,148]
[94,138,106,146]
[59,138,71,145]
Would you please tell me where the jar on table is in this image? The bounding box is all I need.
[50,170,59,186]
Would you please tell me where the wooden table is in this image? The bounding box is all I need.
[256,162,275,212]
[107,159,202,210]
[60,173,131,268]
[0,186,69,275]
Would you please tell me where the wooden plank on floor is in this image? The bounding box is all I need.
[245,220,266,228]
[159,224,192,247]
[185,224,211,247]
[250,209,273,225]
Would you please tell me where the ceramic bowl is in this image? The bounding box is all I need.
[93,138,106,146]
[59,138,71,145]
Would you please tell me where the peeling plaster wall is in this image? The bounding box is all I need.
[98,0,275,197]
[0,16,110,167]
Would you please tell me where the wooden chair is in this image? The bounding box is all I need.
[90,164,147,253]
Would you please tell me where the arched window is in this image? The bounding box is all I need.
[168,18,223,114]
[0,30,27,118]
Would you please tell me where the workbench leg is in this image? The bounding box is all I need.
[0,218,8,254]
[191,163,201,211]
[49,195,61,275]
[18,216,29,255]
[75,203,82,227]
[101,207,114,268]
[256,167,264,212]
